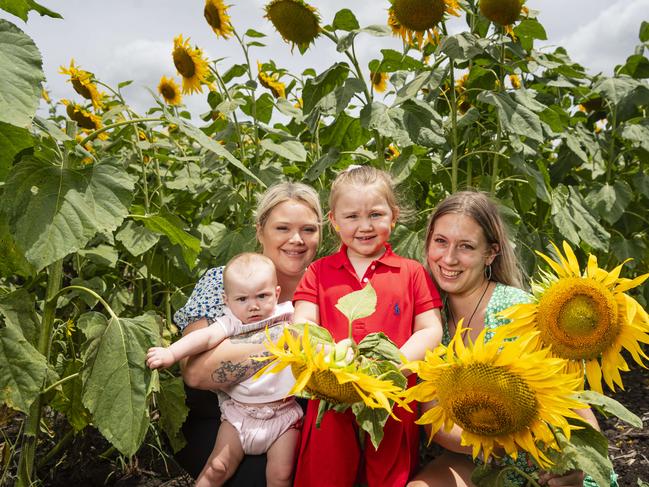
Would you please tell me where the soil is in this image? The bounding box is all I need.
[4,363,648,486]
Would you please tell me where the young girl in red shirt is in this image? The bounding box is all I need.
[292,166,444,487]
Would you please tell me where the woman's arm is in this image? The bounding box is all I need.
[180,317,285,390]
[400,308,443,363]
[293,300,320,325]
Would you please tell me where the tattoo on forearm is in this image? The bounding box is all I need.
[211,352,271,385]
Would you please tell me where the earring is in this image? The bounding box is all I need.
[334,225,340,232]
[484,264,492,280]
[391,222,396,229]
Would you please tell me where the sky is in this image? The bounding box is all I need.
[3,0,648,118]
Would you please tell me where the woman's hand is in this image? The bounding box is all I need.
[538,470,585,486]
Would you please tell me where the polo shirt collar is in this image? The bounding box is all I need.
[328,243,402,269]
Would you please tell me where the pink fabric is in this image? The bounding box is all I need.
[220,398,303,455]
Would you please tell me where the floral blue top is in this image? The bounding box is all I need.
[174,266,226,329]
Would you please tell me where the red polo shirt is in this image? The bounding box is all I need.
[293,243,442,347]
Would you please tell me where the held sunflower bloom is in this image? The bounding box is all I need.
[388,0,461,49]
[257,62,286,99]
[172,35,211,95]
[404,324,586,469]
[204,0,233,38]
[498,242,649,393]
[157,76,183,105]
[264,0,320,50]
[59,59,105,109]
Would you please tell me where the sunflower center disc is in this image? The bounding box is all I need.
[267,0,319,45]
[559,295,599,336]
[442,363,538,436]
[204,4,222,29]
[160,84,176,100]
[173,49,196,78]
[393,0,445,31]
[72,78,92,99]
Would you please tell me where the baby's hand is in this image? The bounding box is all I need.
[146,347,175,369]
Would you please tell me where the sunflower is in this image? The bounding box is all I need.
[370,71,388,93]
[388,0,461,49]
[59,60,105,109]
[257,62,286,99]
[62,99,107,139]
[405,323,586,468]
[385,143,400,160]
[264,0,320,50]
[499,241,649,393]
[509,74,521,89]
[157,76,183,105]
[172,35,211,95]
[204,0,233,38]
[257,325,407,413]
[479,0,523,26]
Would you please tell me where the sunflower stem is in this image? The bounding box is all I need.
[210,65,247,164]
[78,117,163,146]
[449,59,459,192]
[234,27,260,168]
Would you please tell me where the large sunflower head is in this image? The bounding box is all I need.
[62,100,108,140]
[59,59,105,109]
[264,0,320,50]
[405,323,586,468]
[157,76,183,105]
[499,241,649,393]
[204,0,234,38]
[257,61,286,99]
[172,35,211,95]
[479,0,524,26]
[388,0,461,49]
[370,71,388,93]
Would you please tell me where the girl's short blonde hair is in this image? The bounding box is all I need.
[328,165,400,217]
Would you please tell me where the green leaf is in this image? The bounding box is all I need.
[1,157,136,272]
[164,111,263,186]
[335,283,377,324]
[332,9,359,31]
[390,147,418,186]
[79,311,160,457]
[0,288,39,346]
[221,63,247,84]
[291,323,334,345]
[513,18,547,51]
[390,225,425,260]
[0,325,49,413]
[319,111,370,151]
[304,147,340,181]
[302,63,349,113]
[157,374,189,453]
[551,185,610,251]
[357,332,401,363]
[50,358,91,432]
[440,32,485,61]
[78,244,119,268]
[0,121,32,180]
[360,102,410,147]
[585,181,633,225]
[478,91,544,142]
[621,123,649,152]
[132,212,201,270]
[316,77,364,116]
[638,479,649,487]
[552,423,612,487]
[0,0,61,21]
[640,21,649,42]
[368,49,423,73]
[241,93,274,124]
[260,139,307,162]
[0,19,44,127]
[116,220,160,257]
[352,400,388,449]
[401,98,445,147]
[618,54,649,79]
[593,77,640,105]
[0,211,32,278]
[244,28,265,38]
[575,390,642,428]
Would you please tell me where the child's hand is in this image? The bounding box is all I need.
[146,347,175,369]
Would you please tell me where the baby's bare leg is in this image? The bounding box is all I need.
[195,421,244,487]
[265,427,300,487]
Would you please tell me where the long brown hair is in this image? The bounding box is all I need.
[424,191,524,289]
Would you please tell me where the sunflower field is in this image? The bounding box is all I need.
[1,0,648,485]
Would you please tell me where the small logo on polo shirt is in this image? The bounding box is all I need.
[394,303,400,316]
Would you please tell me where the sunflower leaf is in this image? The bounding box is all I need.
[335,283,377,325]
[575,390,642,428]
[331,9,359,32]
[0,0,62,21]
[357,332,401,364]
[352,401,389,449]
[156,374,188,453]
[0,121,32,181]
[0,19,44,127]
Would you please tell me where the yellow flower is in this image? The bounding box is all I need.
[405,323,586,469]
[370,71,388,93]
[204,0,233,38]
[479,0,524,26]
[509,74,521,89]
[62,99,107,139]
[389,0,460,49]
[264,0,320,50]
[385,143,400,160]
[257,325,407,414]
[172,35,211,94]
[257,62,286,99]
[59,59,105,109]
[499,241,649,393]
[157,76,183,105]
[41,87,51,103]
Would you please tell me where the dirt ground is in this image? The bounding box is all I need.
[11,362,649,487]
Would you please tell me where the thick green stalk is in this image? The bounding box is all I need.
[449,61,459,192]
[16,261,63,487]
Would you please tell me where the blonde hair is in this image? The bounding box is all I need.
[424,191,524,289]
[328,165,400,217]
[223,252,276,293]
[255,182,323,234]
